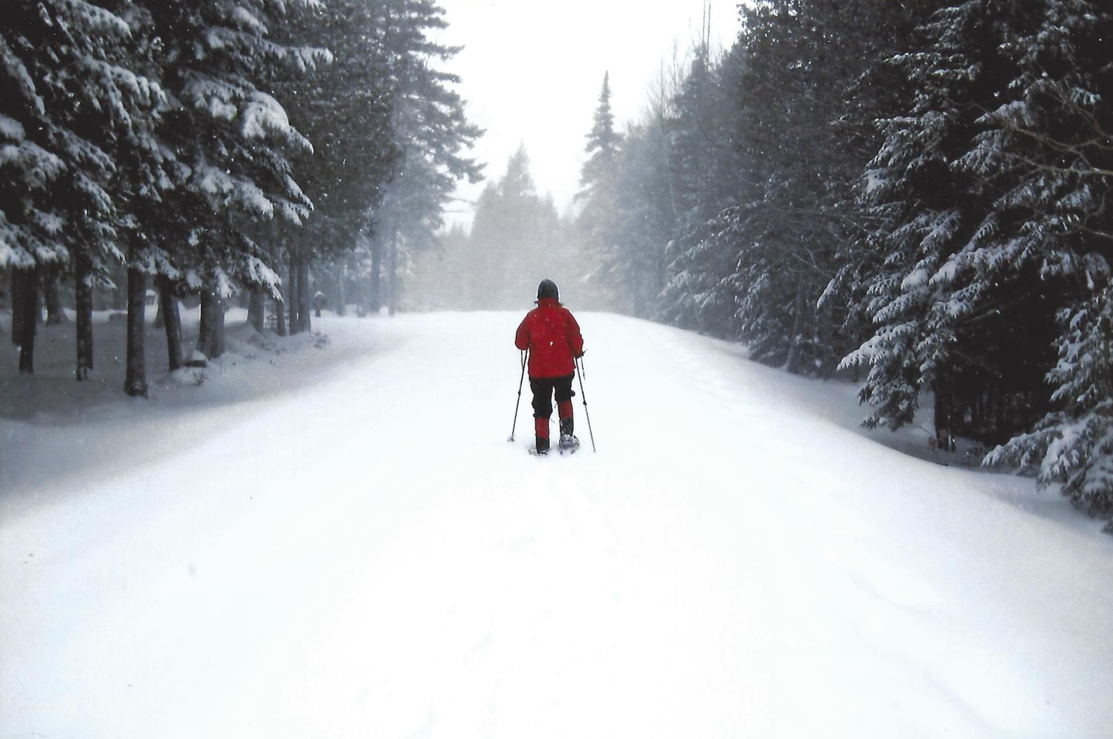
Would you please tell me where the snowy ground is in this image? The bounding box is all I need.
[2,309,1111,739]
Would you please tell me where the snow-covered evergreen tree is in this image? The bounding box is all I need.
[604,115,677,317]
[464,146,563,310]
[362,0,483,315]
[661,1,878,375]
[0,1,162,377]
[821,0,945,384]
[977,1,1113,528]
[580,72,620,194]
[575,72,629,313]
[272,0,399,329]
[842,0,1053,435]
[139,0,328,372]
[657,45,741,335]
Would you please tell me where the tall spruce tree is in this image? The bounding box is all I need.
[659,42,748,338]
[604,114,678,317]
[576,72,627,312]
[821,0,946,383]
[842,1,1055,441]
[580,72,620,193]
[0,1,162,378]
[274,0,399,332]
[136,0,328,380]
[674,1,882,374]
[464,146,562,309]
[361,0,483,316]
[977,1,1113,528]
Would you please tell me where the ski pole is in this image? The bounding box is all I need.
[575,356,596,453]
[509,350,528,442]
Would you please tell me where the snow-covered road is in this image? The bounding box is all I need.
[2,312,1111,739]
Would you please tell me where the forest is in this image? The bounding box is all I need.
[0,0,481,389]
[2,0,1111,528]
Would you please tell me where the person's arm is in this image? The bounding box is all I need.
[515,316,530,351]
[566,311,584,357]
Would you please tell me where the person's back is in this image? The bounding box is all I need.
[514,280,584,453]
[516,298,581,379]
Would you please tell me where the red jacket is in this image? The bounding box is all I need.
[515,298,584,378]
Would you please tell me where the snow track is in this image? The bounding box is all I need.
[2,311,1111,739]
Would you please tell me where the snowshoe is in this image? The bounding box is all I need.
[530,436,550,456]
[558,434,580,454]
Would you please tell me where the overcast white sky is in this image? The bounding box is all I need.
[433,0,742,229]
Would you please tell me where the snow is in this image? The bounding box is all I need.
[196,164,274,218]
[2,309,1112,739]
[900,266,929,291]
[231,6,268,36]
[241,91,310,153]
[0,114,24,140]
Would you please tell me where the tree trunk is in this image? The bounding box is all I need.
[113,263,127,310]
[11,269,26,345]
[288,256,300,335]
[369,236,382,314]
[933,380,954,451]
[336,263,347,317]
[387,230,398,316]
[211,292,225,358]
[197,287,215,360]
[354,270,367,317]
[197,286,226,360]
[248,288,265,332]
[784,286,807,375]
[17,267,38,373]
[75,254,93,380]
[274,294,287,336]
[297,259,311,333]
[159,278,183,372]
[124,261,148,397]
[44,271,65,325]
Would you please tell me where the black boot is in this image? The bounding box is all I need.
[560,417,574,437]
[535,435,550,454]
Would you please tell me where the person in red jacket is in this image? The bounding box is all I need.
[515,279,585,454]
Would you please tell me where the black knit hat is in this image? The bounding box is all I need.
[537,279,559,302]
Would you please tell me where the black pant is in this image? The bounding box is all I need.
[530,374,574,420]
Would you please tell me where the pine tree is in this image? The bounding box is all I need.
[659,43,748,337]
[580,72,620,193]
[464,147,563,309]
[577,71,678,317]
[605,115,676,317]
[136,0,328,373]
[274,0,399,329]
[977,1,1113,528]
[0,1,162,378]
[821,0,946,384]
[842,0,1059,443]
[717,1,889,374]
[362,0,483,316]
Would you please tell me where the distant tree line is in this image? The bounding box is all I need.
[1,0,481,393]
[407,145,597,312]
[576,0,1113,528]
